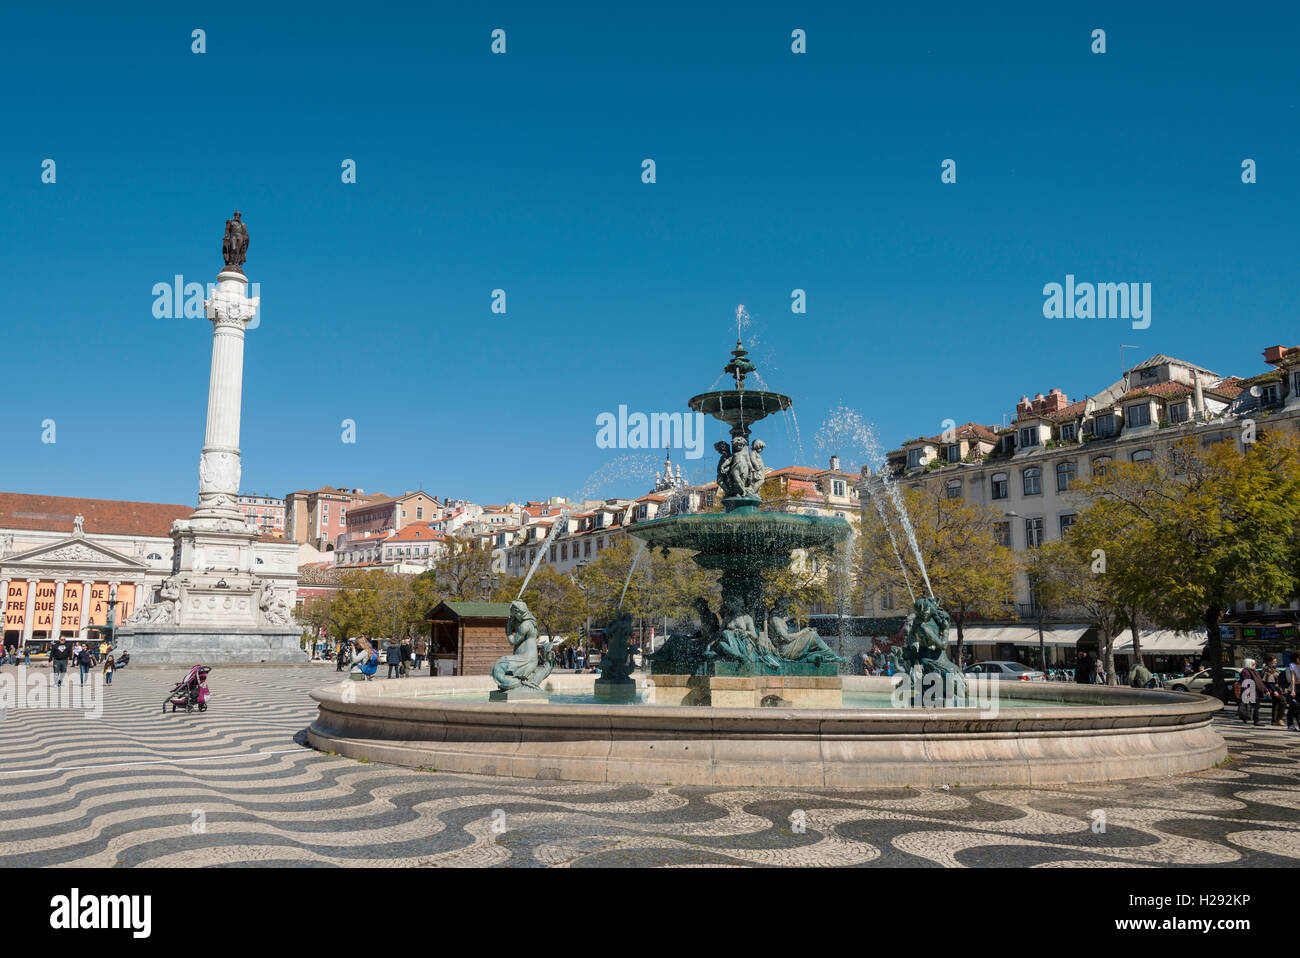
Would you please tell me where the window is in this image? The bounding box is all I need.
[880,590,895,611]
[945,479,963,500]
[1056,461,1076,491]
[416,507,423,520]
[1060,423,1077,442]
[1131,449,1153,465]
[1169,402,1188,423]
[994,521,1011,547]
[907,448,925,469]
[561,544,568,560]
[1127,403,1151,427]
[1092,456,1111,476]
[147,552,162,560]
[1025,517,1045,548]
[637,504,647,519]
[1140,368,1158,381]
[1094,414,1117,438]
[946,445,962,463]
[584,540,591,557]
[1059,513,1077,537]
[991,473,1009,500]
[1023,467,1041,496]
[1259,382,1282,405]
[1292,370,1300,397]
[1019,427,1039,448]
[832,479,846,497]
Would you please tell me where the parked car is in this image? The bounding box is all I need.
[1168,668,1241,701]
[964,661,1046,681]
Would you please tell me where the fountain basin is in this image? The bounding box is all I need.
[308,675,1227,788]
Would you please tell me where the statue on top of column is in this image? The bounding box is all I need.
[222,211,249,270]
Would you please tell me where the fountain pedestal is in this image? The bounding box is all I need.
[488,688,549,702]
[651,662,842,708]
[593,677,638,699]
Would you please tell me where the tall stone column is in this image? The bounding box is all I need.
[21,579,36,648]
[79,579,93,641]
[51,580,65,640]
[195,268,258,518]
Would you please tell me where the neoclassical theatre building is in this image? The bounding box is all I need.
[0,492,297,651]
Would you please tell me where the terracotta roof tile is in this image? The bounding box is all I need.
[0,491,191,537]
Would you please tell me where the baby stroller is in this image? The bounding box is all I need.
[164,665,212,713]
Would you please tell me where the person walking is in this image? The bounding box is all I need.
[1075,652,1091,685]
[399,638,412,678]
[1261,655,1286,726]
[1239,659,1264,726]
[335,640,346,672]
[385,642,402,679]
[50,638,71,687]
[413,634,427,673]
[1288,657,1300,731]
[103,653,115,686]
[76,644,95,685]
[1092,657,1106,685]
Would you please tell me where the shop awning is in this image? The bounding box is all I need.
[959,625,1089,647]
[1113,629,1206,654]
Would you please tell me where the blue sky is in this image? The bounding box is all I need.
[1,1,1296,507]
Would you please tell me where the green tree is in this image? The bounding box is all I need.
[1069,433,1300,697]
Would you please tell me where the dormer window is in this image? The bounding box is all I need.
[1126,404,1151,427]
[1169,402,1189,423]
[1018,426,1039,448]
[1140,368,1158,381]
[907,448,925,469]
[946,445,962,463]
[1094,414,1117,438]
[1060,423,1077,442]
[832,479,846,497]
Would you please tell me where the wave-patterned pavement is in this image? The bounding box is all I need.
[1,664,1298,867]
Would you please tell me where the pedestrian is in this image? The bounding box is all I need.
[76,644,95,685]
[1261,654,1286,727]
[399,638,412,678]
[335,640,346,672]
[1288,657,1300,731]
[1093,657,1106,685]
[1129,659,1154,689]
[1075,652,1091,685]
[50,638,71,687]
[385,641,402,679]
[413,634,427,673]
[1239,659,1264,726]
[103,653,115,686]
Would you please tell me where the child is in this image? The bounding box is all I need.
[103,653,115,686]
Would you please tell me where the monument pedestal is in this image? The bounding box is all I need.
[115,626,303,665]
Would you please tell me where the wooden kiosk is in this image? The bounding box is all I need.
[425,601,512,677]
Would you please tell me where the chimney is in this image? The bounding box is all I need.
[830,455,841,471]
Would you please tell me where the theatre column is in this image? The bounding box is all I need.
[51,580,65,640]
[79,579,93,641]
[21,579,36,648]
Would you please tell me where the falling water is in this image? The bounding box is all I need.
[518,509,568,597]
[863,477,916,602]
[816,404,934,599]
[878,468,934,599]
[619,540,647,609]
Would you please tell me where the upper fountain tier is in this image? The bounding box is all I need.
[688,340,791,439]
